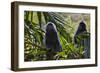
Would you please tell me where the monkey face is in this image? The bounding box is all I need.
[79,21,86,31]
[46,22,56,32]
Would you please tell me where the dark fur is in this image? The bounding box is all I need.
[74,21,87,44]
[45,22,62,52]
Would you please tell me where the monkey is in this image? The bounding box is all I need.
[45,22,62,52]
[44,22,62,60]
[74,21,90,58]
[74,21,87,44]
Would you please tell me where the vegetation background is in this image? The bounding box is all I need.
[24,11,90,61]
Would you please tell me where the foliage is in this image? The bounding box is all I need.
[24,11,90,61]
